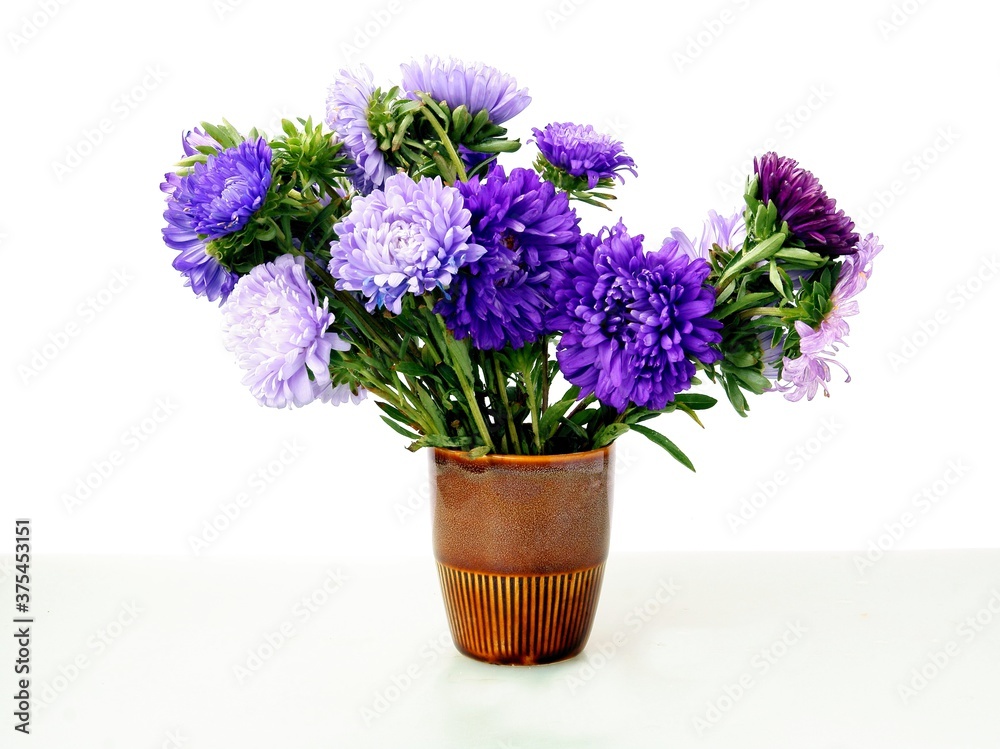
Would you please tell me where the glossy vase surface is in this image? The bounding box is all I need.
[430,446,613,665]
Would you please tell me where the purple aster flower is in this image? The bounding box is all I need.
[161,138,271,302]
[222,254,351,409]
[327,66,394,193]
[436,166,581,350]
[400,56,531,124]
[754,152,859,256]
[329,173,481,315]
[531,122,637,189]
[551,221,722,411]
[666,208,746,261]
[777,233,882,401]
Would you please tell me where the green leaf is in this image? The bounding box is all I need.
[713,291,776,321]
[381,416,421,441]
[539,398,576,442]
[558,417,589,441]
[467,445,491,458]
[630,424,695,472]
[729,367,771,393]
[593,423,630,449]
[394,361,439,381]
[674,393,718,410]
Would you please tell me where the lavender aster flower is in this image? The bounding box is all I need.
[531,122,637,189]
[327,66,394,193]
[666,208,746,261]
[551,221,722,411]
[777,234,882,401]
[436,166,581,350]
[329,173,481,315]
[181,127,221,157]
[754,152,859,256]
[401,57,531,124]
[222,255,350,409]
[161,137,272,302]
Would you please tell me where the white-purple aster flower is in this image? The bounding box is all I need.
[531,122,637,189]
[161,137,272,302]
[329,173,482,315]
[222,255,350,409]
[327,66,394,193]
[401,56,531,124]
[777,233,882,401]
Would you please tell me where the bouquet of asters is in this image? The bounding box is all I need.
[160,57,881,468]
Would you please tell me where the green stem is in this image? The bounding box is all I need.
[419,102,468,182]
[521,361,542,455]
[493,354,521,455]
[739,306,795,320]
[540,337,550,412]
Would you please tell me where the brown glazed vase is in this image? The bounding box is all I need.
[430,446,613,665]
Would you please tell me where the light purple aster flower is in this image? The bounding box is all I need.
[161,137,272,302]
[327,66,394,193]
[777,233,882,401]
[329,173,482,315]
[222,255,351,409]
[531,122,637,189]
[401,56,531,124]
[181,127,221,157]
[551,221,722,411]
[666,208,746,261]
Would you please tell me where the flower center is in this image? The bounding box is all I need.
[385,221,425,267]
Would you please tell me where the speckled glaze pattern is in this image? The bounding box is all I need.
[430,447,614,665]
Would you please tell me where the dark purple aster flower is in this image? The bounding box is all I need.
[531,122,637,189]
[754,152,859,256]
[435,166,581,350]
[401,57,531,125]
[161,138,272,302]
[551,222,722,411]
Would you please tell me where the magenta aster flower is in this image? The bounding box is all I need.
[531,122,637,189]
[551,221,721,411]
[401,56,531,124]
[329,173,481,315]
[436,166,581,350]
[327,66,394,193]
[222,255,350,409]
[778,233,882,401]
[161,137,272,302]
[754,152,858,256]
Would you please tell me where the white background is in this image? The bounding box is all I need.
[3,0,997,559]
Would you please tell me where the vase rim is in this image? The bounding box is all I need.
[433,445,613,465]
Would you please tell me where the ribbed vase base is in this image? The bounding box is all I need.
[436,562,606,665]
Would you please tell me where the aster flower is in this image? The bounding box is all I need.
[436,166,581,350]
[181,127,221,157]
[754,152,859,256]
[222,254,351,409]
[666,208,746,261]
[401,56,531,124]
[326,66,394,193]
[329,173,481,315]
[777,234,882,401]
[551,221,722,411]
[161,137,272,302]
[531,122,637,189]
